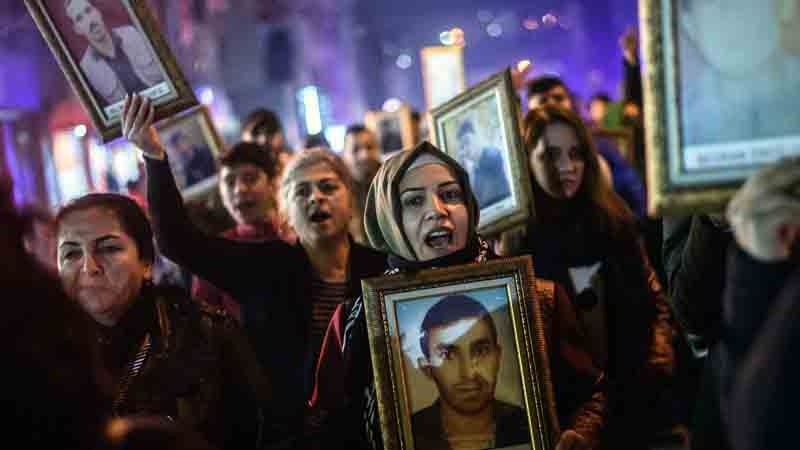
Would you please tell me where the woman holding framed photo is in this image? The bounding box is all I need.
[120,94,388,447]
[506,105,675,449]
[310,141,606,450]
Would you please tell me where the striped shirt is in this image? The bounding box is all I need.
[310,277,350,358]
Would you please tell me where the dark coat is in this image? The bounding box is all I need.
[517,214,675,449]
[726,251,800,450]
[104,287,270,450]
[662,215,734,450]
[411,400,528,450]
[469,147,511,209]
[145,156,388,441]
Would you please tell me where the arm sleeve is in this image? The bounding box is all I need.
[662,216,731,346]
[145,156,293,300]
[623,58,643,107]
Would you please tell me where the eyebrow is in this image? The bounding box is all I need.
[400,180,460,196]
[59,234,120,248]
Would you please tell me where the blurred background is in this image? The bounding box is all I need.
[0,0,637,209]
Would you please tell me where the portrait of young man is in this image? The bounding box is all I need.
[412,294,529,450]
[62,0,166,108]
[454,118,511,210]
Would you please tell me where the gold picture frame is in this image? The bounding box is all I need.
[365,104,416,154]
[640,0,800,215]
[430,68,533,237]
[25,0,197,143]
[420,45,467,111]
[362,256,558,450]
[155,105,222,199]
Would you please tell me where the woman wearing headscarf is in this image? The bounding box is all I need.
[309,141,606,450]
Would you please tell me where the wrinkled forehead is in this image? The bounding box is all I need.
[290,161,341,185]
[57,207,123,242]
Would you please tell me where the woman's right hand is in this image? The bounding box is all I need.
[122,93,165,160]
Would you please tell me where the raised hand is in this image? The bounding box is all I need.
[121,93,165,160]
[620,27,639,64]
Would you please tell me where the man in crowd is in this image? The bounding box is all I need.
[413,294,528,450]
[166,131,216,189]
[192,142,290,320]
[341,124,381,244]
[241,108,293,173]
[66,0,164,107]
[455,120,511,209]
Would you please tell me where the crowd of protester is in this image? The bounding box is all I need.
[3,28,799,450]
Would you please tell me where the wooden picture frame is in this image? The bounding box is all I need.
[430,68,533,236]
[155,105,222,199]
[365,104,416,154]
[25,0,197,143]
[640,0,800,215]
[362,256,558,450]
[420,46,467,111]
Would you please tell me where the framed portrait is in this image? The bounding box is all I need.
[430,68,533,236]
[420,46,467,111]
[365,104,416,154]
[25,0,197,143]
[640,0,800,215]
[362,256,558,450]
[155,105,222,196]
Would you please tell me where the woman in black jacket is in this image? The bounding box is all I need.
[504,105,675,448]
[121,94,388,446]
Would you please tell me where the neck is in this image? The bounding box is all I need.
[92,34,116,59]
[440,400,495,436]
[303,232,351,282]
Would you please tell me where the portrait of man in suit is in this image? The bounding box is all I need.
[455,119,511,209]
[412,294,529,450]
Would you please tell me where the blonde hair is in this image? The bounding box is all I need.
[278,148,354,219]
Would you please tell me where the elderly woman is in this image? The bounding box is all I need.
[121,93,387,445]
[310,141,606,450]
[54,193,269,449]
[503,105,675,448]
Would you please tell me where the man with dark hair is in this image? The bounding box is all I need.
[166,131,216,188]
[65,0,164,107]
[455,120,511,209]
[526,76,574,112]
[19,205,57,272]
[413,294,528,450]
[588,93,611,127]
[342,124,381,244]
[192,142,291,320]
[241,108,292,168]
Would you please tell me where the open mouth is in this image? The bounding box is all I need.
[424,228,453,249]
[235,200,257,212]
[310,211,332,223]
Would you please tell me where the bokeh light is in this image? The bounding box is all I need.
[486,23,503,37]
[396,54,413,69]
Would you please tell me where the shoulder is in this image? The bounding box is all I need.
[155,286,237,331]
[495,399,526,421]
[351,242,388,273]
[114,25,144,42]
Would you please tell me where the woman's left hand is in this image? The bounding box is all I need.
[555,430,590,450]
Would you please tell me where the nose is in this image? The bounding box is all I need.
[555,152,575,173]
[423,194,448,220]
[82,253,101,275]
[456,353,479,380]
[233,178,248,196]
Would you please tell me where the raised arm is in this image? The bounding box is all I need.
[122,94,294,299]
